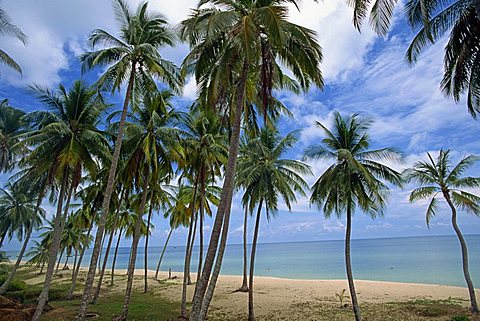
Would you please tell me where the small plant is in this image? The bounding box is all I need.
[335,289,350,308]
[451,316,470,321]
[0,274,27,291]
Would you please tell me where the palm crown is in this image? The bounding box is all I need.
[404,149,480,226]
[80,0,182,97]
[304,111,403,217]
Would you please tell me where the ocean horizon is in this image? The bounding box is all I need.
[4,234,479,288]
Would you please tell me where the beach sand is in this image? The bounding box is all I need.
[98,268,480,320]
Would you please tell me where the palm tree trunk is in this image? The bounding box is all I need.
[240,206,249,292]
[111,226,123,286]
[93,193,124,303]
[155,227,173,280]
[55,249,64,274]
[188,212,198,285]
[195,176,205,288]
[190,59,249,320]
[181,213,195,317]
[199,201,233,320]
[92,224,117,303]
[40,262,45,274]
[444,192,479,313]
[63,254,70,270]
[97,234,106,274]
[0,225,33,295]
[0,189,44,295]
[345,203,362,321]
[67,215,96,300]
[121,174,149,320]
[73,249,78,276]
[78,64,136,321]
[248,201,263,321]
[144,203,154,293]
[32,169,70,321]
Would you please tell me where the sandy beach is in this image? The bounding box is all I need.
[95,268,480,320]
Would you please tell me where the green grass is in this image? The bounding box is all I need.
[43,292,181,321]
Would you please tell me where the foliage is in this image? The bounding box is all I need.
[335,289,350,308]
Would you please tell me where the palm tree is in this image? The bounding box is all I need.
[0,182,45,294]
[303,112,403,321]
[405,0,480,117]
[0,100,28,172]
[26,240,49,274]
[237,127,311,321]
[112,89,180,320]
[110,204,134,286]
[181,1,323,317]
[181,109,227,307]
[21,80,110,321]
[0,6,27,74]
[404,149,479,313]
[78,1,182,316]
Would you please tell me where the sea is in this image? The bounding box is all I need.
[5,234,479,288]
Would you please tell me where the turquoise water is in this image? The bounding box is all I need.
[6,235,480,287]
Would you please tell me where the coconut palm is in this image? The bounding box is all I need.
[237,127,311,321]
[26,240,49,274]
[110,89,180,320]
[21,80,110,321]
[303,112,403,321]
[0,6,27,74]
[0,100,28,172]
[404,149,479,313]
[77,1,182,316]
[0,182,45,294]
[110,204,134,286]
[405,0,480,117]
[181,1,323,317]
[180,109,227,313]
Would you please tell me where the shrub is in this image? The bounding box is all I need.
[0,274,27,291]
[451,316,470,321]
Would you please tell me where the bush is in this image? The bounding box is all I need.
[0,251,9,263]
[0,274,27,291]
[451,316,470,321]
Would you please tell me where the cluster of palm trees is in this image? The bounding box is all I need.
[0,0,479,321]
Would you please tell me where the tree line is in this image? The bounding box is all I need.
[0,0,479,321]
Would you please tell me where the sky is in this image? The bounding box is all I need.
[1,0,480,251]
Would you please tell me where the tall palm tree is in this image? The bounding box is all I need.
[0,182,45,294]
[21,80,110,321]
[404,149,479,313]
[181,1,323,317]
[405,0,480,117]
[237,126,311,321]
[0,6,27,74]
[0,100,28,172]
[303,112,403,321]
[78,1,182,317]
[112,89,180,320]
[181,109,227,301]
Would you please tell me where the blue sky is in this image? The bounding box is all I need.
[1,0,480,251]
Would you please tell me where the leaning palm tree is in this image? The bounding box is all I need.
[0,182,45,294]
[405,0,480,117]
[404,149,479,313]
[181,1,323,317]
[237,126,311,321]
[303,112,403,321]
[21,80,110,321]
[111,89,180,320]
[0,6,27,74]
[77,1,182,317]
